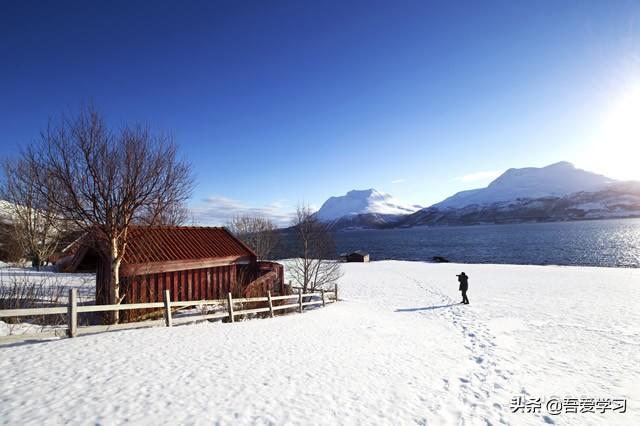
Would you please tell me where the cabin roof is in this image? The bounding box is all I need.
[58,226,256,273]
[122,226,256,264]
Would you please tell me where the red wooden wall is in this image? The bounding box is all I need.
[94,257,284,322]
[121,264,239,304]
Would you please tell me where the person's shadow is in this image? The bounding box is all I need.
[395,303,459,312]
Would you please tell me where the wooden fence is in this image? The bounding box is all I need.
[0,284,339,344]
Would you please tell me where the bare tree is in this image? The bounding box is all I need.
[228,214,279,260]
[0,213,24,263]
[138,198,191,226]
[22,105,194,322]
[0,160,63,269]
[289,205,342,293]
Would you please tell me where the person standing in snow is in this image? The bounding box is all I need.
[457,272,469,304]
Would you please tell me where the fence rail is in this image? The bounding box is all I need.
[0,283,339,344]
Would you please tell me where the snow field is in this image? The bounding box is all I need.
[1,261,639,425]
[0,267,95,303]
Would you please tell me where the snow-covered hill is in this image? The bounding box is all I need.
[435,162,615,208]
[316,189,419,229]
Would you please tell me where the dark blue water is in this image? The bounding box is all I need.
[277,218,640,267]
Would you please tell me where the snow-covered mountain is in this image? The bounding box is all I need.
[435,162,615,208]
[312,163,640,231]
[317,189,418,221]
[316,189,419,229]
[400,181,640,227]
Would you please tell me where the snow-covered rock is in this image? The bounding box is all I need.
[436,162,616,208]
[316,189,419,229]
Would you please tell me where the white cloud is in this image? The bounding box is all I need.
[191,196,295,227]
[454,170,503,183]
[391,178,406,184]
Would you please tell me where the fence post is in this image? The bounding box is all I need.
[334,283,339,302]
[267,290,274,318]
[298,288,303,313]
[163,290,172,327]
[227,292,235,323]
[321,289,326,307]
[67,288,77,338]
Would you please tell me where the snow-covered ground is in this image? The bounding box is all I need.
[1,261,638,425]
[0,266,95,301]
[0,267,95,337]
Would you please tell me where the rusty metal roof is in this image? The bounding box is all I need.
[58,226,256,272]
[122,226,256,265]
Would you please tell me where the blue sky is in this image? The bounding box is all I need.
[2,1,640,225]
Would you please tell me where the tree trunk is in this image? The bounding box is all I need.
[109,239,121,324]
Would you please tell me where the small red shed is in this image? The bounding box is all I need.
[57,226,284,319]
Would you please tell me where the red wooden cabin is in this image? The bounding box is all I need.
[57,226,284,320]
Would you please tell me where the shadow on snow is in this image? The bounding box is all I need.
[395,303,460,312]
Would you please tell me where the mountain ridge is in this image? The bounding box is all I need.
[314,162,640,230]
[435,162,616,209]
[399,181,640,227]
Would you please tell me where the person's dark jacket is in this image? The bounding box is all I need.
[458,274,468,291]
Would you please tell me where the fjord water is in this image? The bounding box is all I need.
[330,218,640,267]
[284,218,640,267]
